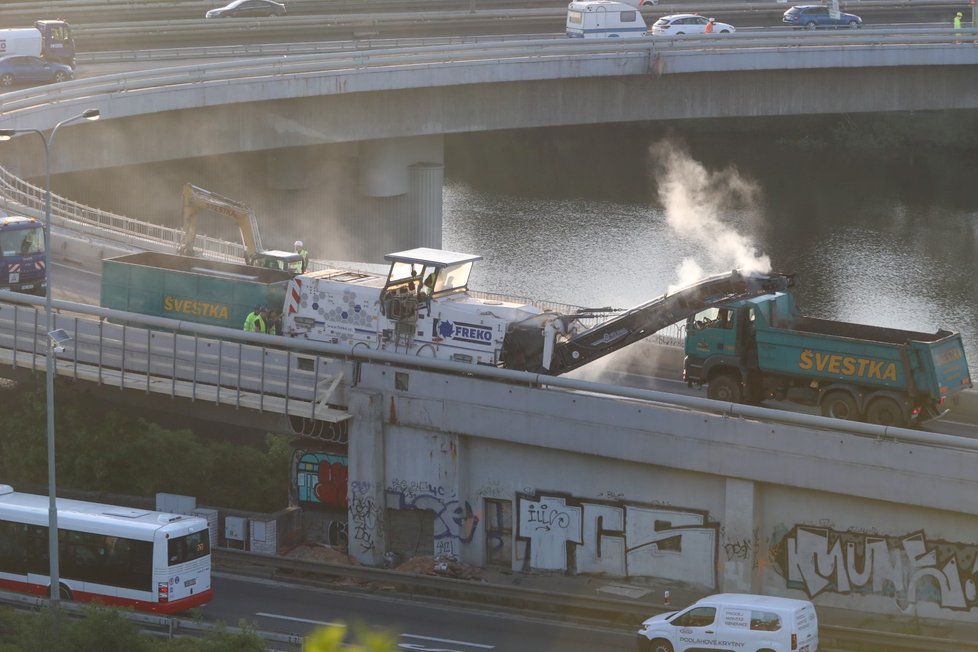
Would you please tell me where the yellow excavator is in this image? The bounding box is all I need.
[176,183,305,275]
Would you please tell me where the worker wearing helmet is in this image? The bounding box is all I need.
[294,240,309,273]
[704,17,715,33]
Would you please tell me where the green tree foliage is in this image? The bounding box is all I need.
[0,606,266,651]
[0,381,290,513]
[304,622,398,652]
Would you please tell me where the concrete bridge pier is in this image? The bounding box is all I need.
[276,135,445,262]
[347,389,388,566]
[721,478,762,593]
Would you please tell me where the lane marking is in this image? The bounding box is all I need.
[256,612,345,627]
[401,633,494,649]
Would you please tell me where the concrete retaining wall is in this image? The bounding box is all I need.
[345,361,978,623]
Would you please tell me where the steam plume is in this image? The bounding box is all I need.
[650,139,770,291]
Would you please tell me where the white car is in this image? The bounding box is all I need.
[650,14,735,35]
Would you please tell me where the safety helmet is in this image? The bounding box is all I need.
[709,17,715,21]
[957,12,963,17]
[294,240,304,248]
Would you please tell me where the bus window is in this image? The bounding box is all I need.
[0,520,28,574]
[168,530,210,565]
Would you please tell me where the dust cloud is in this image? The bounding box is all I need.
[649,138,771,292]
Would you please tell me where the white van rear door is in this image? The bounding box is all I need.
[794,605,819,651]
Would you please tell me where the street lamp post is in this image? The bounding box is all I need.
[0,108,101,605]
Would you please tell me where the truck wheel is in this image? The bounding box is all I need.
[821,391,858,420]
[707,374,742,403]
[865,396,906,427]
[650,640,673,652]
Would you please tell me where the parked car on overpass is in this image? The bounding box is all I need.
[0,55,73,88]
[783,5,862,29]
[205,0,287,19]
[650,14,735,35]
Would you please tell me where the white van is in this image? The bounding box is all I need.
[637,593,819,652]
[566,0,648,39]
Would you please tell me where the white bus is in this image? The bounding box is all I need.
[0,485,212,613]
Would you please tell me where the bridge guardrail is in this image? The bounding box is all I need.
[3,28,977,121]
[2,290,978,452]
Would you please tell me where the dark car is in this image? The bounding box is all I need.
[205,0,286,18]
[0,55,74,88]
[783,5,862,29]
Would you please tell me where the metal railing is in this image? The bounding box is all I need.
[0,292,353,439]
[4,289,978,452]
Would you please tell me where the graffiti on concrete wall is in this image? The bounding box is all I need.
[293,449,348,510]
[515,492,718,587]
[721,526,760,567]
[349,488,383,553]
[386,479,480,559]
[771,524,978,611]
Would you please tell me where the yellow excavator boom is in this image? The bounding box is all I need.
[177,183,264,259]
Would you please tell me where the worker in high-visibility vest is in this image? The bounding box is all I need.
[294,240,309,273]
[243,305,267,333]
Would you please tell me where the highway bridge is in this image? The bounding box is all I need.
[3,13,978,624]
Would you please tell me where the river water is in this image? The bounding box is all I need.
[441,116,978,375]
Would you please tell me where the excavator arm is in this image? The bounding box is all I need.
[177,183,264,261]
[501,270,794,375]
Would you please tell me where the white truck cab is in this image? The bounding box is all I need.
[637,593,819,652]
[566,0,648,38]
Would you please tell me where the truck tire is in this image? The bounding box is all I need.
[821,390,858,420]
[865,396,906,427]
[707,373,742,403]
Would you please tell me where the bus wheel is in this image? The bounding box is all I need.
[821,391,858,420]
[58,584,73,601]
[707,373,742,403]
[865,396,906,427]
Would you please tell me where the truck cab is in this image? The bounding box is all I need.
[0,215,47,295]
[247,249,305,275]
[684,295,765,402]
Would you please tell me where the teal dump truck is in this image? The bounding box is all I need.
[100,252,292,330]
[684,288,972,427]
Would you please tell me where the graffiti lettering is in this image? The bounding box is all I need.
[386,483,480,560]
[772,525,978,611]
[293,450,349,510]
[349,492,382,553]
[515,492,718,587]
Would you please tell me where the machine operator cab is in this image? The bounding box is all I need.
[380,248,481,321]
